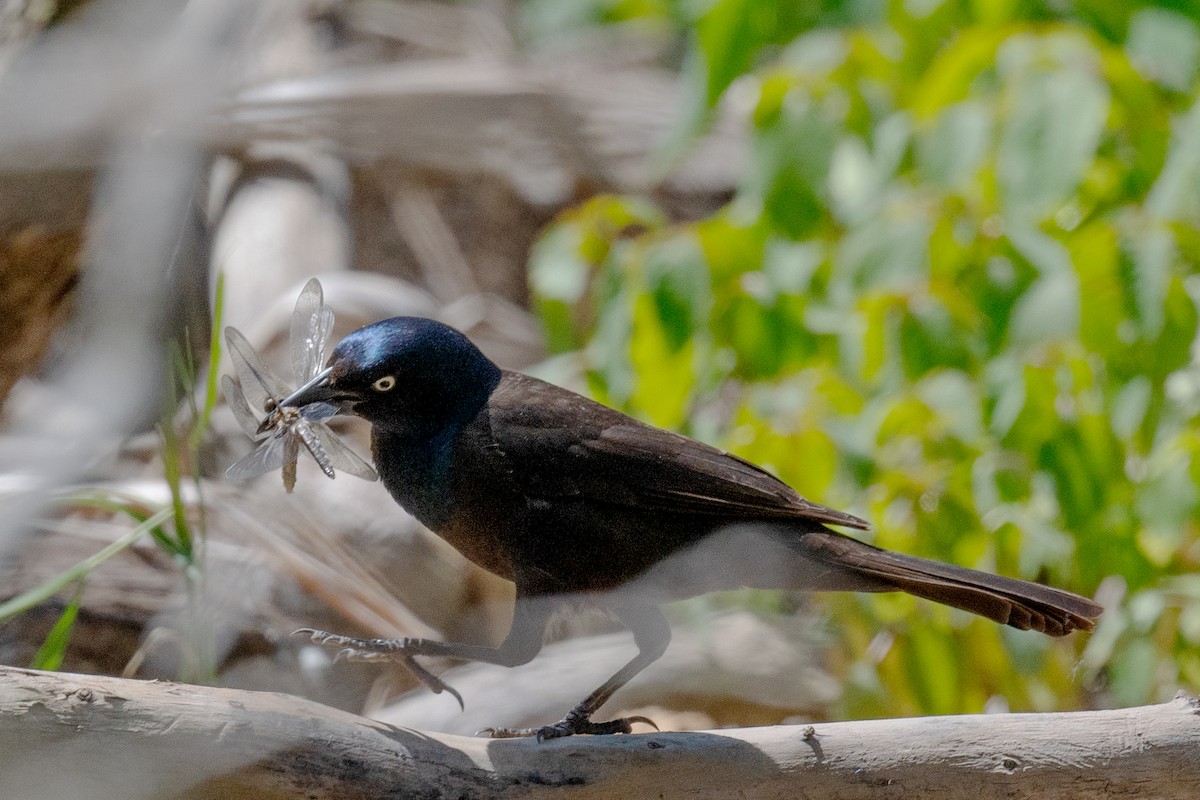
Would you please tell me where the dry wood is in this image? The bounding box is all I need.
[1,664,1196,800]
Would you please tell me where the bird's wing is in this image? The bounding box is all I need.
[486,372,869,530]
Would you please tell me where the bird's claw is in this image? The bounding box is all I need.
[481,711,658,741]
[399,652,464,710]
[329,647,393,663]
[293,627,403,658]
[621,715,659,732]
[293,627,463,709]
[295,628,358,648]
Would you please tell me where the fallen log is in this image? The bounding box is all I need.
[0,665,1196,799]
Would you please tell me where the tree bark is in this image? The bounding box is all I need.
[0,665,1196,800]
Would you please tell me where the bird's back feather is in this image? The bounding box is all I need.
[488,372,869,531]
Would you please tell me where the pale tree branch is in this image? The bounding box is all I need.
[1,665,1196,800]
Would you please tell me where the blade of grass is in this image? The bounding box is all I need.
[30,581,85,671]
[67,492,182,558]
[159,414,193,562]
[182,270,224,560]
[189,270,224,451]
[0,506,173,622]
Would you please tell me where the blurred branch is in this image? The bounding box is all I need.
[1,665,1196,800]
[389,178,479,302]
[0,0,266,560]
[219,58,743,204]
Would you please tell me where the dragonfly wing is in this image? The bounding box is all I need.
[222,374,269,440]
[225,326,289,412]
[299,401,339,422]
[225,437,288,479]
[312,424,378,481]
[313,306,334,372]
[291,279,335,383]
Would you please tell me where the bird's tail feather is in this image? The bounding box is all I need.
[792,530,1102,636]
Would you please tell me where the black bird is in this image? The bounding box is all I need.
[282,316,1102,740]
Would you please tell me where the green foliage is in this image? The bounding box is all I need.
[529,0,1200,716]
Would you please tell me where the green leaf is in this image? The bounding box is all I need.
[630,294,696,429]
[1072,221,1125,358]
[697,213,769,287]
[694,0,847,109]
[530,225,592,353]
[1146,275,1199,379]
[585,275,637,406]
[1009,270,1080,345]
[997,34,1109,222]
[695,0,764,108]
[645,236,711,353]
[1110,633,1160,706]
[899,300,975,378]
[1006,227,1080,345]
[917,101,992,188]
[1146,98,1200,220]
[721,296,786,379]
[1125,8,1200,91]
[1111,377,1151,440]
[916,371,982,443]
[902,623,962,715]
[1122,225,1174,339]
[531,225,591,305]
[30,583,84,671]
[747,89,839,240]
[762,237,822,294]
[834,216,931,296]
[1135,450,1198,566]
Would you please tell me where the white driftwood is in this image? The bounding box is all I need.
[1,665,1196,800]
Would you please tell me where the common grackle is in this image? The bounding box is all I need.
[281,316,1102,740]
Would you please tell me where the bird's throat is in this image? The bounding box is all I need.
[371,426,461,530]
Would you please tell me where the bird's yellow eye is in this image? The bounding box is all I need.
[372,375,397,392]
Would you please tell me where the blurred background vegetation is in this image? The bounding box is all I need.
[527,0,1200,717]
[1,0,1198,733]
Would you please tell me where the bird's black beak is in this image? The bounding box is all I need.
[278,366,339,408]
[256,366,352,434]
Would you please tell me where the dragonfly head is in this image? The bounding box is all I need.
[261,366,345,435]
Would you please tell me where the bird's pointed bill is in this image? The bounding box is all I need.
[266,366,337,431]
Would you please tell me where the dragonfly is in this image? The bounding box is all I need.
[223,278,378,493]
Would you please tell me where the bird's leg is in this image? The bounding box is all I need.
[297,597,553,706]
[484,604,672,741]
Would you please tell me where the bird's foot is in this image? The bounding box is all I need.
[295,628,406,661]
[294,628,463,709]
[481,709,658,742]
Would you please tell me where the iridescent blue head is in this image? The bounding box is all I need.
[282,317,501,438]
